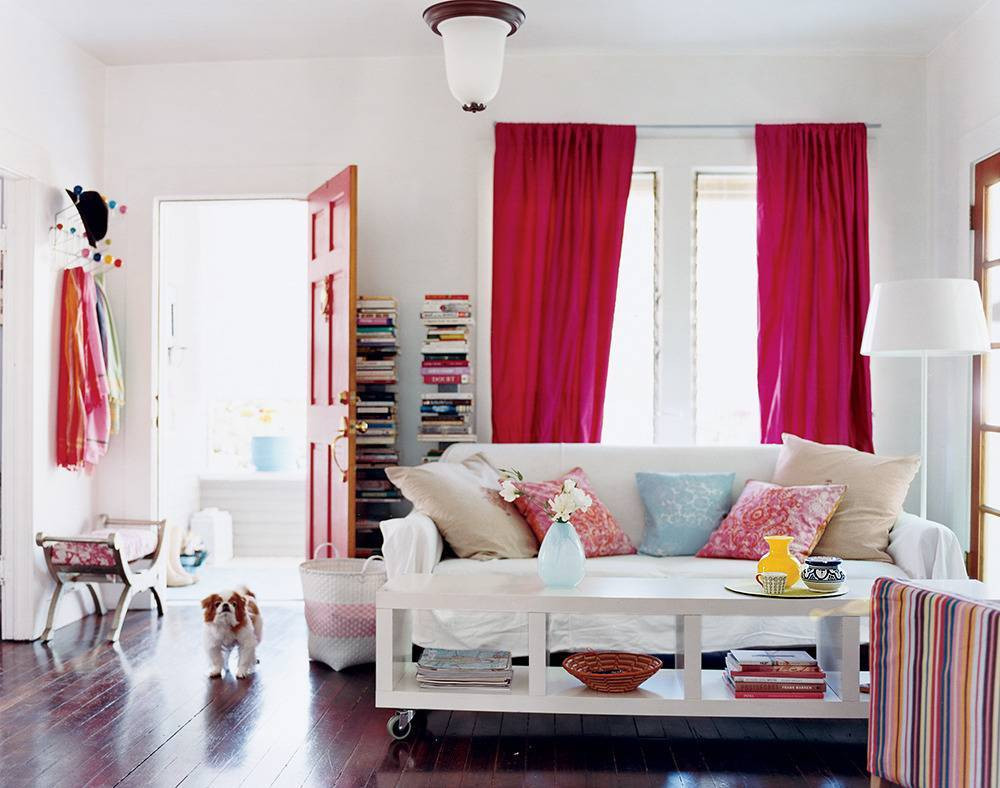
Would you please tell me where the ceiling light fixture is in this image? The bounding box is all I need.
[423,1,525,113]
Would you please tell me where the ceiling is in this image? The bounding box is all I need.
[22,0,982,66]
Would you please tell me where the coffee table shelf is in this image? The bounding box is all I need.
[378,663,871,719]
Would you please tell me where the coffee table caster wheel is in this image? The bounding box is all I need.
[387,710,415,740]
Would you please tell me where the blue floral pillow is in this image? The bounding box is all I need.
[635,472,735,556]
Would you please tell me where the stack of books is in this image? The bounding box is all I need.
[354,296,401,555]
[356,296,399,385]
[723,649,827,699]
[419,392,475,442]
[421,294,472,385]
[415,648,513,690]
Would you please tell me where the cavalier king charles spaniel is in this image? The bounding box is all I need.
[201,586,263,678]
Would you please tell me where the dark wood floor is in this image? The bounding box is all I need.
[0,604,873,787]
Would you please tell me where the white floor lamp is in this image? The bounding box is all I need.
[861,278,990,518]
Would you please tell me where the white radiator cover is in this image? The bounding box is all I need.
[199,473,306,558]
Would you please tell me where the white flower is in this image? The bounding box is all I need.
[498,478,521,503]
[547,480,592,522]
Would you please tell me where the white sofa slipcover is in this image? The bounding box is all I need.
[381,443,967,656]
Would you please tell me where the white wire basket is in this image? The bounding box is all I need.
[299,543,386,671]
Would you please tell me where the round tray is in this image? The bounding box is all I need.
[562,651,662,693]
[724,580,848,598]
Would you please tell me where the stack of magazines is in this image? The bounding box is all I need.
[416,648,513,690]
[724,649,827,699]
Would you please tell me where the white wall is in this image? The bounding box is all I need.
[100,53,933,528]
[927,0,1000,547]
[0,0,106,637]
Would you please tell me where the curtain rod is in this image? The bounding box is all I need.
[635,123,881,130]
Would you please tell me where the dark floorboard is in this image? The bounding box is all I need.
[0,605,872,787]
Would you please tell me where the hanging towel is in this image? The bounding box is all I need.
[95,277,125,434]
[56,269,87,468]
[57,268,111,470]
[79,270,110,466]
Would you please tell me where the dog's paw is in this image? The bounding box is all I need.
[235,665,255,679]
[208,667,223,678]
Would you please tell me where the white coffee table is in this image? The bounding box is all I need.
[375,574,988,738]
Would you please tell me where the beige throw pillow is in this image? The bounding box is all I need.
[770,434,920,562]
[385,453,538,560]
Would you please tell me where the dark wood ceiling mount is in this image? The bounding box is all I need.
[423,1,526,37]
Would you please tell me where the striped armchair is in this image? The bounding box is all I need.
[868,577,1000,788]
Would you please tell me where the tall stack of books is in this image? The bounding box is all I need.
[421,294,472,384]
[415,648,513,690]
[354,296,402,554]
[419,293,476,461]
[724,650,827,699]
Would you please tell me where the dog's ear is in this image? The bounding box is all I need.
[243,587,256,599]
[229,591,247,628]
[201,594,221,622]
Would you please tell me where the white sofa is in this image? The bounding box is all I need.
[380,443,967,656]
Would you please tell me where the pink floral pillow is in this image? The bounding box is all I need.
[513,468,635,558]
[695,480,846,560]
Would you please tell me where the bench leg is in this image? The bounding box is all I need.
[41,581,66,643]
[108,587,135,643]
[87,583,107,616]
[150,585,165,617]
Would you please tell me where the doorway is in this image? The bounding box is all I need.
[157,199,308,602]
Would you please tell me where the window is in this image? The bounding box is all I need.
[693,172,759,445]
[602,172,657,444]
[971,151,1000,581]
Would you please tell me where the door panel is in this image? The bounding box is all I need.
[307,166,357,559]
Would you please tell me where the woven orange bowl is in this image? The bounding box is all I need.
[562,651,663,693]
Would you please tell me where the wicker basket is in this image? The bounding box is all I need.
[562,651,663,693]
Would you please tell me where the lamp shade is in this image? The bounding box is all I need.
[861,278,991,357]
[437,15,509,111]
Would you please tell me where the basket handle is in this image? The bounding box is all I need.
[360,554,384,574]
[313,542,339,560]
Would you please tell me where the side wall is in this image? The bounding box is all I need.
[0,0,106,637]
[927,0,1000,548]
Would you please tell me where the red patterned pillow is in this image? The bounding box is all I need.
[695,480,846,560]
[513,468,635,558]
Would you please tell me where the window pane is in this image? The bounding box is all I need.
[983,351,1000,424]
[602,172,656,444]
[694,173,759,445]
[986,266,1000,342]
[983,432,1000,510]
[987,181,1000,262]
[983,512,1000,584]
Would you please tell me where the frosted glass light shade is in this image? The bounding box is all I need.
[437,15,510,112]
[861,278,991,357]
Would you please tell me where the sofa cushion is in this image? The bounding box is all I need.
[386,453,537,560]
[512,467,636,558]
[696,479,845,560]
[771,433,919,562]
[636,472,735,556]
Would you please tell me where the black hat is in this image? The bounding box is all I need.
[65,187,108,248]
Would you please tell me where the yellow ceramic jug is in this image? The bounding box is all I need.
[756,535,801,587]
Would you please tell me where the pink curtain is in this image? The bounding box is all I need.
[756,123,874,451]
[491,123,636,443]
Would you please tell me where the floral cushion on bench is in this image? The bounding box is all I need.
[50,527,158,567]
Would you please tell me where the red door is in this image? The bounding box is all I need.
[307,166,358,559]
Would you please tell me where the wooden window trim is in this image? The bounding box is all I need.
[970,151,1000,579]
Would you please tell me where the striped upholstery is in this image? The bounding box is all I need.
[868,578,1000,787]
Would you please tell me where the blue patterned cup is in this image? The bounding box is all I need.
[802,556,846,591]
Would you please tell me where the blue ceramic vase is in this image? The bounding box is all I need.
[537,520,586,588]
